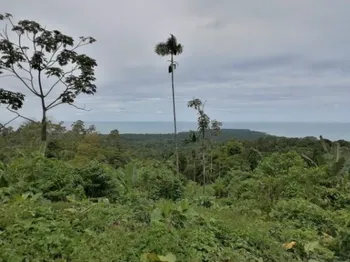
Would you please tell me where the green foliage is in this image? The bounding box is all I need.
[75,161,121,200]
[0,88,24,110]
[141,166,185,201]
[4,154,85,201]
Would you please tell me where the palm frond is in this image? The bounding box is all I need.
[187,98,202,109]
[155,42,170,56]
[155,34,183,56]
[175,43,183,55]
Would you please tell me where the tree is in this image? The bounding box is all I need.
[71,120,86,135]
[208,119,222,176]
[0,13,97,142]
[188,98,221,191]
[183,130,200,182]
[107,129,121,150]
[155,34,183,173]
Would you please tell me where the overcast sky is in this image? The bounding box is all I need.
[1,0,350,123]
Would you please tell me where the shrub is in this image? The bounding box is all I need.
[74,160,121,201]
[5,155,84,201]
[138,166,185,201]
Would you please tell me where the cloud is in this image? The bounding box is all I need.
[0,0,350,125]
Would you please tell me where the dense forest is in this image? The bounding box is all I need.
[1,13,350,262]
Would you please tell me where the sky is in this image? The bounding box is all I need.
[0,0,350,124]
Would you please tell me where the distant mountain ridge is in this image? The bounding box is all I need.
[119,128,268,142]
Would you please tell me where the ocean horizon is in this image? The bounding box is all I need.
[59,121,350,141]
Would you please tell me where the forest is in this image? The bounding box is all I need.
[0,13,350,262]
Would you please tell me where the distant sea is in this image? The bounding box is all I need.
[62,121,350,141]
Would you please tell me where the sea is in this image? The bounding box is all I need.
[63,121,350,141]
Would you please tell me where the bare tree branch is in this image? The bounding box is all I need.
[6,105,35,123]
[69,103,91,111]
[46,77,75,110]
[0,24,39,96]
[46,42,63,67]
[48,100,91,111]
[44,65,79,98]
[0,115,19,131]
[17,33,37,93]
[0,73,31,82]
[9,65,39,96]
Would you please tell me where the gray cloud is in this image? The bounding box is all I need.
[0,0,350,124]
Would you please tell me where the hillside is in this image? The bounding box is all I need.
[1,121,350,261]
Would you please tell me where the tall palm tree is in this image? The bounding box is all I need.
[155,34,183,173]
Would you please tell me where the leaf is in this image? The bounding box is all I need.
[301,153,318,167]
[0,89,25,110]
[146,253,161,261]
[330,157,346,176]
[141,253,176,262]
[21,192,32,200]
[304,241,320,254]
[282,241,296,250]
[13,194,24,202]
[158,253,176,262]
[150,208,163,222]
[66,194,76,202]
[31,192,43,201]
[64,208,78,213]
[320,135,330,153]
[84,228,95,236]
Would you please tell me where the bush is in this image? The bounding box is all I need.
[74,161,121,201]
[2,156,122,202]
[138,166,185,201]
[4,155,84,201]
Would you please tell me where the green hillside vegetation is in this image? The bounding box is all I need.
[0,13,350,262]
[1,120,350,262]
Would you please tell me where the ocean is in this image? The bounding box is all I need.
[63,121,350,141]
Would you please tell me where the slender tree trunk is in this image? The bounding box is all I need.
[202,150,206,193]
[171,53,179,174]
[193,151,196,182]
[201,136,206,193]
[41,110,47,142]
[210,151,213,174]
[38,70,47,143]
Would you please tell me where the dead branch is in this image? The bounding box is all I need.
[69,103,91,111]
[6,105,35,123]
[0,115,19,131]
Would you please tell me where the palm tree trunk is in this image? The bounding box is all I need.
[171,53,179,174]
[201,136,206,193]
[202,150,206,193]
[210,151,213,174]
[193,151,196,182]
